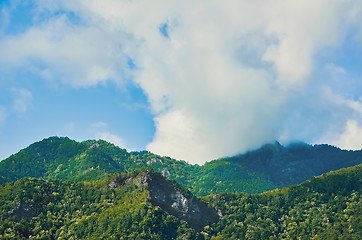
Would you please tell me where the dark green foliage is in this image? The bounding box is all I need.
[1,137,361,196]
[0,164,360,239]
[0,170,202,239]
[227,142,362,186]
[202,164,362,239]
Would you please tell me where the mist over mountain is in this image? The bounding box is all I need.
[226,141,362,186]
[1,137,361,196]
[1,1,361,239]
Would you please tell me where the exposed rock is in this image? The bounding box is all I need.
[217,209,223,218]
[7,202,36,220]
[212,194,221,200]
[90,143,100,149]
[108,177,134,189]
[108,180,120,189]
[146,157,163,166]
[171,191,188,213]
[135,173,149,187]
[134,170,219,231]
[161,168,170,177]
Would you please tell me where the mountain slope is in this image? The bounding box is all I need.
[1,164,360,239]
[0,168,218,239]
[226,141,362,186]
[203,164,362,239]
[1,137,361,196]
[0,137,275,194]
[0,137,125,183]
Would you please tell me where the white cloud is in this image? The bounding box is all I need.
[1,0,362,163]
[335,120,362,150]
[0,15,134,87]
[11,88,33,113]
[261,1,347,87]
[90,121,126,148]
[96,131,126,148]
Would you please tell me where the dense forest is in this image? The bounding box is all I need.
[204,164,362,239]
[0,164,361,239]
[1,137,361,195]
[0,137,361,239]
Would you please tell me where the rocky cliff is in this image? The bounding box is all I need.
[109,169,220,231]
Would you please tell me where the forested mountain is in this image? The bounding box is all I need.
[1,137,361,195]
[224,141,362,186]
[0,169,209,239]
[0,164,361,239]
[203,164,362,239]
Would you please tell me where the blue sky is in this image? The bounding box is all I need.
[1,0,362,164]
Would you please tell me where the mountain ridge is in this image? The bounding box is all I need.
[0,163,360,239]
[0,168,210,239]
[1,136,361,196]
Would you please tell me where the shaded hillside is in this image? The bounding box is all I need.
[1,137,361,196]
[0,168,217,239]
[226,142,362,186]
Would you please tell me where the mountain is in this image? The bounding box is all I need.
[203,163,362,239]
[224,141,362,186]
[1,137,361,195]
[1,164,361,239]
[0,137,199,188]
[0,168,217,239]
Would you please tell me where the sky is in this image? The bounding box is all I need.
[1,0,362,165]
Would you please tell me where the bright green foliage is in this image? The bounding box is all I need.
[0,170,202,239]
[0,137,275,195]
[189,160,277,196]
[0,137,361,197]
[0,164,361,239]
[202,164,362,239]
[0,137,123,184]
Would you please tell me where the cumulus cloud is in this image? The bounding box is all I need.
[1,0,362,163]
[96,132,126,149]
[11,88,33,113]
[0,14,134,87]
[90,121,127,148]
[334,120,362,150]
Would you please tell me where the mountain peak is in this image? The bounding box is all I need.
[1,136,361,195]
[109,169,220,231]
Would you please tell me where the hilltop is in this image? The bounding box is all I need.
[1,137,361,195]
[0,168,218,239]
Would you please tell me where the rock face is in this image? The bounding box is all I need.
[134,170,220,231]
[147,157,163,165]
[6,203,36,220]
